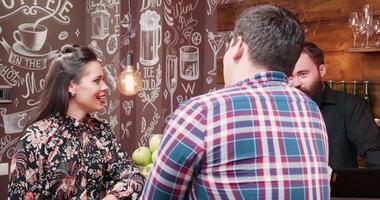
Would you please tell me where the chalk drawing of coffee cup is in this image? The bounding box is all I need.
[13,23,47,52]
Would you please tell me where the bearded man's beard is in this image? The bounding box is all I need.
[298,80,324,106]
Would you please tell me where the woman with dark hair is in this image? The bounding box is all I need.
[8,44,145,200]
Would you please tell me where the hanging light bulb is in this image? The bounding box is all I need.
[117,52,142,96]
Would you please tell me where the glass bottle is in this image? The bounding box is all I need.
[328,80,334,89]
[351,81,359,96]
[340,81,347,93]
[363,81,373,115]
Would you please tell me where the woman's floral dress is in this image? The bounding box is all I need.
[8,114,145,199]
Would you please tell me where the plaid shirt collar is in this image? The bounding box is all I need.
[235,71,288,87]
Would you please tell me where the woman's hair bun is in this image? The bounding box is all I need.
[59,44,79,54]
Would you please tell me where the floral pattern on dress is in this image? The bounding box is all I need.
[8,113,145,200]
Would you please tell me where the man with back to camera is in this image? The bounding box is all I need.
[142,5,330,199]
[289,42,380,168]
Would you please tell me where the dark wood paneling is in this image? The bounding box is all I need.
[217,0,380,31]
[217,0,380,117]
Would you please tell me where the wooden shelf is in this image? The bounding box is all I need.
[345,48,380,53]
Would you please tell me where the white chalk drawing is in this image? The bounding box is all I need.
[88,0,119,10]
[122,100,134,116]
[191,32,202,46]
[181,82,195,95]
[163,0,174,26]
[138,112,160,147]
[177,94,194,104]
[165,55,178,122]
[0,63,24,87]
[91,2,110,40]
[172,0,198,39]
[0,22,56,70]
[13,23,49,51]
[0,107,37,134]
[0,135,11,152]
[58,31,69,40]
[0,135,19,162]
[109,114,117,132]
[106,34,118,55]
[86,0,95,12]
[120,15,136,47]
[0,162,9,176]
[165,27,179,107]
[139,10,162,66]
[164,31,172,45]
[88,40,104,63]
[179,45,199,81]
[141,117,147,133]
[0,2,70,76]
[13,98,18,107]
[103,64,117,90]
[176,95,185,104]
[120,0,136,47]
[22,72,44,106]
[209,87,217,93]
[207,0,230,15]
[113,14,120,36]
[166,26,179,51]
[163,89,168,100]
[108,99,120,115]
[8,41,53,70]
[207,29,229,75]
[206,76,213,85]
[75,28,80,37]
[0,1,73,23]
[141,0,162,12]
[139,64,161,111]
[121,121,132,139]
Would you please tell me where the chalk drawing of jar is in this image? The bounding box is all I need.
[180,45,199,81]
[139,10,161,66]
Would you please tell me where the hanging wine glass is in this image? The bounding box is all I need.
[373,21,380,47]
[348,12,361,48]
[362,4,374,48]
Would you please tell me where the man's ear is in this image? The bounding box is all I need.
[232,36,244,61]
[319,64,327,78]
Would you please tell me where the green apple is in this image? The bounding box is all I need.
[151,150,158,162]
[149,134,163,152]
[132,146,152,166]
[141,163,153,178]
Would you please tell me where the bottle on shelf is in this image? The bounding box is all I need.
[351,81,360,96]
[340,81,347,93]
[363,81,373,115]
[327,80,334,89]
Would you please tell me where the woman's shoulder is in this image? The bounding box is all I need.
[21,115,60,143]
[25,115,59,133]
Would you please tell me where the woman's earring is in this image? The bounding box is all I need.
[69,89,76,97]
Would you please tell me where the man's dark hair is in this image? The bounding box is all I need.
[302,42,324,67]
[232,4,304,75]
